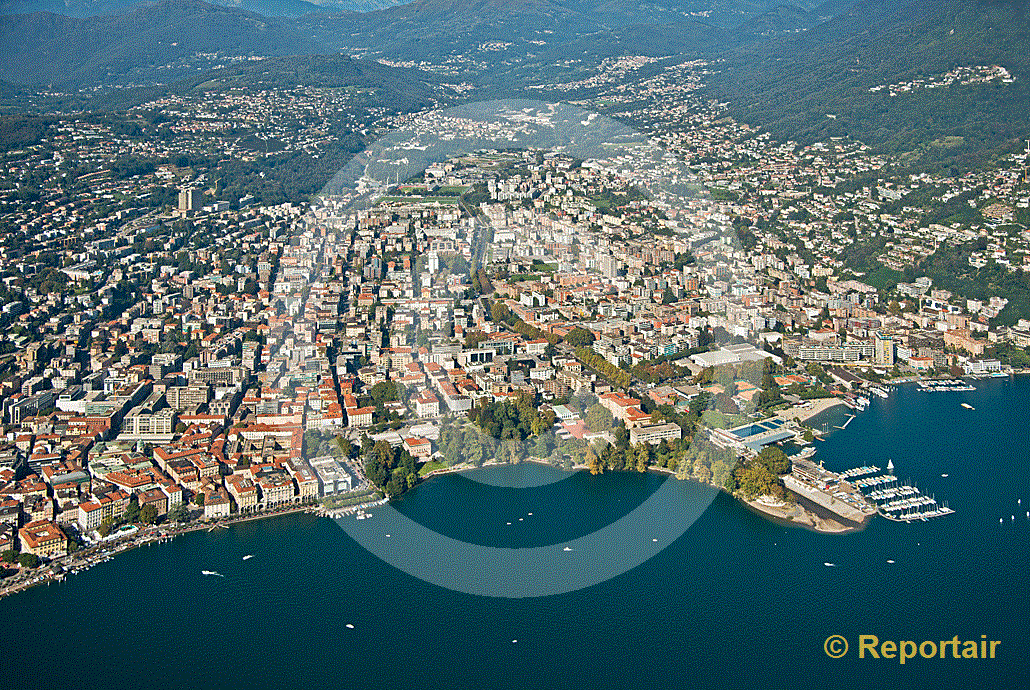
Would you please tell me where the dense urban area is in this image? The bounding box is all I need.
[2,48,1029,592]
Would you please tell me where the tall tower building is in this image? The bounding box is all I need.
[874,331,895,366]
[178,187,203,216]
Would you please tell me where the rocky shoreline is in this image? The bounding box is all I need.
[742,492,870,533]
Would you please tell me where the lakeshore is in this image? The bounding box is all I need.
[0,375,1008,599]
[0,377,1026,690]
[773,395,847,423]
[742,494,866,533]
[419,455,855,534]
[0,502,321,600]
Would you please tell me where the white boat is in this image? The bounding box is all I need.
[242,555,254,561]
[824,562,836,567]
[346,624,355,629]
[887,559,895,564]
[201,570,224,577]
[941,474,949,478]
[961,403,974,410]
[563,547,573,552]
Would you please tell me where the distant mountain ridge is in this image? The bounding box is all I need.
[0,0,846,89]
[707,0,1030,158]
[0,0,328,87]
[0,0,403,18]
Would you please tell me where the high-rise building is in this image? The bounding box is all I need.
[874,331,895,366]
[178,187,203,216]
[599,253,619,280]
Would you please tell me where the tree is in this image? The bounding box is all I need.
[336,436,355,459]
[756,446,791,475]
[98,517,116,537]
[194,493,205,507]
[565,327,595,348]
[140,504,159,525]
[491,301,511,323]
[584,403,613,432]
[18,553,39,569]
[635,444,652,472]
[168,502,188,523]
[1,549,16,563]
[464,330,489,349]
[385,475,404,497]
[124,496,140,523]
[735,462,779,500]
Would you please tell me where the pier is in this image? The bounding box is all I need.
[838,465,880,480]
[852,474,898,489]
[834,414,856,430]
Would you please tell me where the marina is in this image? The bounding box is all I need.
[788,451,955,524]
[847,460,955,523]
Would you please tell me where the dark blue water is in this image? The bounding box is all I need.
[1,378,1027,690]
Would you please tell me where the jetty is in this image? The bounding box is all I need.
[917,380,976,392]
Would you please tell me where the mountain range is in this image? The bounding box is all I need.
[0,0,852,88]
[708,0,1030,157]
[0,0,402,19]
[0,0,1025,163]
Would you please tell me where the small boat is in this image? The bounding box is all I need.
[563,547,573,552]
[1000,518,1004,523]
[201,570,224,577]
[652,539,658,542]
[887,559,895,564]
[346,624,355,629]
[506,522,512,525]
[961,403,974,410]
[824,562,836,567]
[941,474,949,478]
[242,555,254,561]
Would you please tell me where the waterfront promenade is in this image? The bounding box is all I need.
[0,503,320,600]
